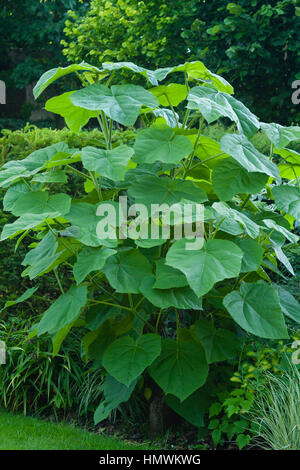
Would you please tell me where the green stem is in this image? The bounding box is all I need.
[66,165,92,181]
[183,116,204,178]
[89,299,133,312]
[21,178,33,191]
[54,268,64,294]
[211,217,225,240]
[188,153,225,172]
[155,308,163,333]
[182,109,191,129]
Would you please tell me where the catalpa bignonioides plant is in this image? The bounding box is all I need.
[1,60,300,425]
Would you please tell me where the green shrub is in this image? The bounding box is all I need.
[0,124,136,165]
[0,125,136,308]
[1,59,300,439]
[62,0,300,124]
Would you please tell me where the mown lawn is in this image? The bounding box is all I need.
[0,409,151,450]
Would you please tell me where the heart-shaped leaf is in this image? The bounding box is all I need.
[81,145,134,181]
[212,157,268,201]
[191,318,239,363]
[73,246,116,284]
[45,92,97,133]
[37,285,87,335]
[261,122,300,148]
[102,249,152,294]
[220,134,279,180]
[103,334,161,386]
[133,127,193,165]
[166,238,242,297]
[128,175,207,209]
[140,275,202,310]
[71,84,158,126]
[223,281,288,339]
[149,338,209,401]
[273,185,300,220]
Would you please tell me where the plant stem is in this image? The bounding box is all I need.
[66,165,92,181]
[183,116,204,178]
[54,268,64,294]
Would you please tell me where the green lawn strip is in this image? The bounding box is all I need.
[0,409,151,450]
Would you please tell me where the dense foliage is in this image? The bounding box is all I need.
[62,0,300,123]
[0,0,86,90]
[1,59,300,445]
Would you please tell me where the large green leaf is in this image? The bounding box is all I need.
[261,122,300,149]
[103,334,161,386]
[1,214,50,241]
[33,62,103,99]
[128,175,207,209]
[191,318,239,363]
[3,182,31,212]
[212,202,261,239]
[166,238,242,297]
[187,85,235,123]
[71,84,158,126]
[273,185,300,220]
[223,281,288,339]
[0,142,75,188]
[154,61,233,94]
[234,239,264,273]
[94,374,138,425]
[133,127,193,165]
[139,276,202,310]
[32,170,68,184]
[154,259,188,289]
[273,284,300,324]
[149,338,209,401]
[12,191,71,218]
[273,246,295,276]
[45,92,97,133]
[22,231,60,280]
[150,107,179,128]
[102,249,152,294]
[73,246,116,285]
[212,157,268,201]
[187,85,259,137]
[81,145,134,181]
[276,148,300,180]
[220,134,280,180]
[21,142,75,171]
[66,202,118,248]
[37,285,87,335]
[0,163,34,188]
[102,61,158,86]
[262,218,299,244]
[194,135,226,168]
[149,84,188,106]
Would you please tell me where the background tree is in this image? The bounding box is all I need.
[0,0,87,120]
[62,0,300,124]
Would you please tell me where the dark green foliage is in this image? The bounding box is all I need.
[0,0,87,90]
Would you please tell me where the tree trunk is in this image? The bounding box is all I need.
[149,387,166,437]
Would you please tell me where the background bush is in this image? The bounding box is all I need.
[62,0,300,124]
